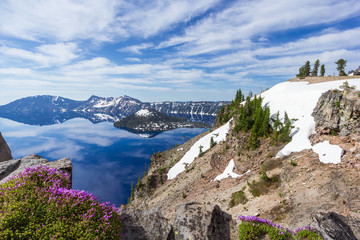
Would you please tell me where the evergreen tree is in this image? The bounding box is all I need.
[312,59,320,76]
[297,66,306,78]
[320,64,325,76]
[280,112,292,143]
[304,60,311,77]
[259,106,270,136]
[210,136,216,148]
[273,112,282,145]
[297,61,311,78]
[335,59,347,76]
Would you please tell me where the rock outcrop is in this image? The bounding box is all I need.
[121,202,231,240]
[173,202,232,240]
[120,207,174,240]
[311,212,360,240]
[312,88,360,136]
[0,132,12,162]
[0,154,72,185]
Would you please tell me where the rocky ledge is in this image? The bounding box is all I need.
[0,154,72,186]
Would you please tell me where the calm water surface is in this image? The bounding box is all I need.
[0,117,207,206]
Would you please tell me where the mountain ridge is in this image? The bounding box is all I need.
[0,95,228,126]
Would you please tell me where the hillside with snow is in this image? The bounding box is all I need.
[130,78,360,239]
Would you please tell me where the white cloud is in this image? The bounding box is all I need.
[159,0,360,56]
[0,67,32,75]
[0,42,79,67]
[118,43,153,55]
[0,0,121,42]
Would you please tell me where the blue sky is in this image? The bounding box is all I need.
[1,0,360,104]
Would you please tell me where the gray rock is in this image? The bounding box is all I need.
[311,212,360,240]
[0,154,72,186]
[173,202,232,240]
[312,89,360,136]
[0,132,12,162]
[120,207,174,240]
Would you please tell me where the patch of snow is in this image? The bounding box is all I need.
[177,148,183,152]
[138,133,152,138]
[94,99,116,108]
[135,109,154,117]
[260,79,360,164]
[167,119,232,180]
[94,113,114,121]
[312,141,344,164]
[212,159,250,181]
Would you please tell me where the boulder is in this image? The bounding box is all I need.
[311,212,360,240]
[0,132,12,162]
[312,89,360,136]
[120,207,174,240]
[173,202,232,240]
[0,154,72,185]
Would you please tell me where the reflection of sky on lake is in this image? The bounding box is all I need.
[0,117,206,206]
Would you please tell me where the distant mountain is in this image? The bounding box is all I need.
[0,95,228,126]
[114,108,211,138]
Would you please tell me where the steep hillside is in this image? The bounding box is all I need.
[128,78,360,239]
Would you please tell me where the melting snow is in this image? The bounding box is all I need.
[135,109,154,117]
[212,159,250,181]
[312,141,344,164]
[167,119,232,180]
[260,79,360,164]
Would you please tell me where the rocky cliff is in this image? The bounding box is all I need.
[0,132,12,162]
[312,87,360,136]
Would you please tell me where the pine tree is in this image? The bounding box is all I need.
[210,136,216,148]
[280,112,292,142]
[273,112,282,145]
[259,106,270,136]
[320,64,325,76]
[335,59,347,76]
[304,61,311,77]
[312,59,320,76]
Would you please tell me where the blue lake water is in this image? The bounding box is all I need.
[0,117,207,206]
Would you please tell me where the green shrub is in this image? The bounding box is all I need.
[229,190,248,207]
[0,166,122,239]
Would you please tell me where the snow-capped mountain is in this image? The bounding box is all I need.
[0,95,228,125]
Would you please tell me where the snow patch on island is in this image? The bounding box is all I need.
[260,79,360,164]
[167,119,232,180]
[212,159,250,181]
[135,109,154,117]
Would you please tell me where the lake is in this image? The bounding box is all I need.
[0,117,207,206]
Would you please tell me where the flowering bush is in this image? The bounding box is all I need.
[0,166,122,239]
[238,216,323,240]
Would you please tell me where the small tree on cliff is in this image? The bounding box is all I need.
[335,59,347,76]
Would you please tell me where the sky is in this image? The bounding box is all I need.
[0,0,360,105]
